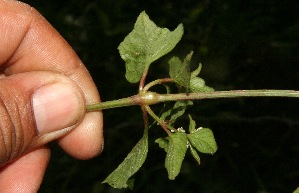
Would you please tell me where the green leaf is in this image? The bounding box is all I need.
[189,145,201,165]
[190,77,215,92]
[189,62,214,93]
[118,11,184,83]
[168,51,214,93]
[168,51,193,91]
[293,187,299,193]
[103,129,148,188]
[165,132,188,180]
[190,63,202,78]
[155,137,169,152]
[126,178,135,190]
[187,128,217,154]
[160,101,193,125]
[169,101,193,123]
[188,114,196,134]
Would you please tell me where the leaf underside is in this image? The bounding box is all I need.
[165,132,188,180]
[169,57,190,91]
[103,129,148,188]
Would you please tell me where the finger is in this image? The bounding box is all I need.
[57,112,104,159]
[0,147,50,193]
[0,1,103,159]
[0,71,86,166]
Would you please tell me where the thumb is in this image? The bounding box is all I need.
[0,72,85,167]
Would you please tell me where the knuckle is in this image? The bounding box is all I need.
[0,89,35,166]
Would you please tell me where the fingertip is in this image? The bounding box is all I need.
[57,111,104,160]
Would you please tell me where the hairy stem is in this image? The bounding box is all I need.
[86,96,134,111]
[86,90,299,112]
[139,68,149,92]
[158,90,299,102]
[141,105,150,131]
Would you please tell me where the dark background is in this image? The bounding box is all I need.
[23,0,299,192]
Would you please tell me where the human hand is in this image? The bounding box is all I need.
[0,1,103,192]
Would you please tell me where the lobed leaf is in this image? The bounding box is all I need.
[118,11,184,83]
[103,129,148,188]
[187,128,217,154]
[165,132,188,180]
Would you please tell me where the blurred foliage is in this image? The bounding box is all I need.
[22,0,299,192]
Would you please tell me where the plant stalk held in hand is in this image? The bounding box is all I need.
[86,11,299,190]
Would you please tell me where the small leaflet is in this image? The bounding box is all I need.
[169,101,193,123]
[188,114,197,134]
[190,63,202,78]
[190,77,214,92]
[187,128,218,154]
[160,101,193,125]
[190,63,214,92]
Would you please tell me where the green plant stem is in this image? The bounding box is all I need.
[86,96,135,111]
[144,105,174,135]
[141,106,150,131]
[139,68,149,91]
[142,78,173,92]
[158,89,299,102]
[86,89,299,112]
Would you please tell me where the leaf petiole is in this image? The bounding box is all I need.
[142,78,173,92]
[144,105,176,135]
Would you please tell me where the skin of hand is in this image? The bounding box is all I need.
[0,0,103,192]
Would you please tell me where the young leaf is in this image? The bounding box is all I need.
[118,11,184,83]
[188,114,196,134]
[155,137,169,152]
[187,128,217,154]
[189,145,201,165]
[103,129,148,188]
[127,178,135,190]
[160,101,193,125]
[165,132,188,180]
[190,77,214,92]
[169,101,193,123]
[190,63,202,78]
[168,51,193,91]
